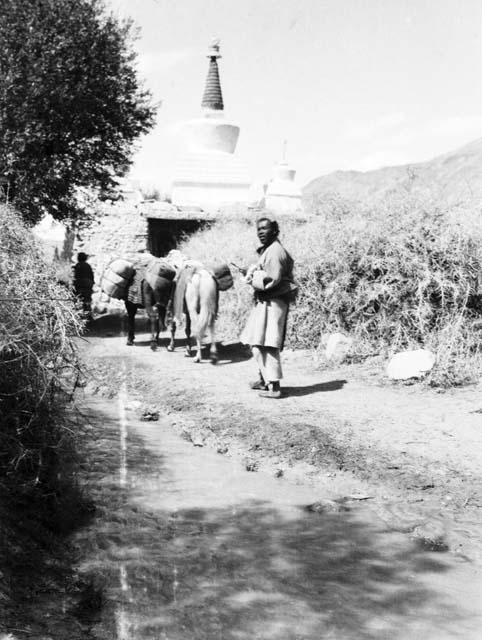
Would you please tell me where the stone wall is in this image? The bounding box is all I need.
[73,200,221,287]
[74,202,148,282]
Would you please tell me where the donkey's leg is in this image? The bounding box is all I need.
[155,304,167,344]
[184,276,203,361]
[167,320,176,352]
[125,301,136,346]
[149,314,159,350]
[158,305,167,334]
[184,311,193,358]
[193,330,202,363]
[191,308,203,363]
[208,319,218,364]
[143,284,159,350]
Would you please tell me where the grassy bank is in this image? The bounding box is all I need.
[179,196,482,387]
[0,205,91,633]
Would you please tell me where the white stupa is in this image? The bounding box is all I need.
[170,40,251,209]
[264,142,303,214]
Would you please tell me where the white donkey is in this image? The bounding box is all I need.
[166,251,219,363]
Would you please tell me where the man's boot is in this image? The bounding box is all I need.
[259,381,282,399]
[249,372,267,390]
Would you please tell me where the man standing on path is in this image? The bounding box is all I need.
[73,252,94,317]
[241,217,297,398]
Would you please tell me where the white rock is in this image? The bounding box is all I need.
[386,349,435,380]
[323,332,353,363]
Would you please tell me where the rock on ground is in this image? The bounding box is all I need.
[386,349,435,380]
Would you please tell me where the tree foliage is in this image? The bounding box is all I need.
[0,0,156,225]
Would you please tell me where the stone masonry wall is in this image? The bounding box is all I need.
[74,202,148,284]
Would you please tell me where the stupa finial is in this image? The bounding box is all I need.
[207,38,222,59]
[202,38,224,111]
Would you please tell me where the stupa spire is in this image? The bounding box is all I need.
[171,38,251,208]
[201,39,224,111]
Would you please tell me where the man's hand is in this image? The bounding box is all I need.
[243,264,259,284]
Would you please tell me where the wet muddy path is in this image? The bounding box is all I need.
[78,393,482,640]
[70,319,482,639]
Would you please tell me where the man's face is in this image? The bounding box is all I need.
[257,220,274,246]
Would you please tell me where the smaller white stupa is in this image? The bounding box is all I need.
[171,40,251,209]
[265,141,303,214]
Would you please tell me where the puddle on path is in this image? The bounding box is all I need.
[77,382,482,640]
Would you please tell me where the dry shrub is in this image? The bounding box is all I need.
[294,195,482,386]
[178,219,257,340]
[0,204,82,487]
[179,197,482,387]
[53,257,74,287]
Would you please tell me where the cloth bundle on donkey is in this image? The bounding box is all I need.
[100,254,153,304]
[144,259,176,306]
[100,258,136,300]
[122,255,175,307]
[123,253,153,305]
[206,262,234,292]
[126,265,146,306]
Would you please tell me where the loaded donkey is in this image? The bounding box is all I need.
[100,251,233,363]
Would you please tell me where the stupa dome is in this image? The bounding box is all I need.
[171,40,251,209]
[179,118,240,155]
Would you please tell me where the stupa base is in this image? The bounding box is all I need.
[265,194,304,215]
[171,150,251,208]
[171,182,251,208]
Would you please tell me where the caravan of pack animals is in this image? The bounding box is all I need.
[99,249,234,363]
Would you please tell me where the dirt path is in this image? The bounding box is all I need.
[49,314,481,638]
[84,315,482,560]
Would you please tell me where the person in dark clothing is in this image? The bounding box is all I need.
[73,252,94,315]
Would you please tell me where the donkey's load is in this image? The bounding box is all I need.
[145,259,176,284]
[144,259,176,305]
[100,258,135,299]
[208,262,234,291]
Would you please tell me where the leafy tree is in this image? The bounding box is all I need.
[0,0,156,225]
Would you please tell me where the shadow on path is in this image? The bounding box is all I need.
[84,312,139,337]
[69,401,472,640]
[215,341,252,365]
[282,379,347,397]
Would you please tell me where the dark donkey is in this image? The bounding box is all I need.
[125,282,170,350]
[122,251,231,361]
[124,257,175,350]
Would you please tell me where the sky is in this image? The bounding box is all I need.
[107,0,482,190]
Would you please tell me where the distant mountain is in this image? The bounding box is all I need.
[303,138,482,205]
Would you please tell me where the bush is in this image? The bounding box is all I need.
[179,197,482,387]
[178,219,257,340]
[0,204,82,487]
